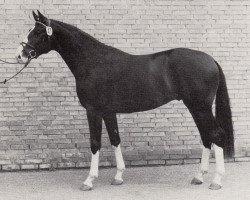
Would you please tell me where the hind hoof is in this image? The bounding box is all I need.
[80,184,93,191]
[209,183,222,190]
[191,177,203,185]
[111,179,123,185]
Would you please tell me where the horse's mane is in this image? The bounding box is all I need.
[53,20,104,45]
[52,19,129,56]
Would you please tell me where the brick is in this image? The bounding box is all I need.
[76,162,89,168]
[39,164,51,169]
[21,164,39,170]
[148,160,165,165]
[58,143,75,149]
[184,159,200,164]
[131,160,147,166]
[0,0,249,171]
[57,162,76,168]
[2,164,20,171]
[0,160,11,165]
[166,159,184,165]
[235,157,250,162]
[25,159,43,164]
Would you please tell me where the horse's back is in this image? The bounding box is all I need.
[76,47,219,113]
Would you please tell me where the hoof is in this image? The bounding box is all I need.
[80,184,93,191]
[191,177,203,185]
[209,183,222,190]
[111,179,123,185]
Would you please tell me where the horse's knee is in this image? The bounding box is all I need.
[109,129,121,147]
[90,139,101,154]
[110,137,121,147]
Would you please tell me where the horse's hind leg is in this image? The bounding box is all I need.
[186,104,225,190]
[103,113,125,185]
[191,146,210,184]
[81,110,102,191]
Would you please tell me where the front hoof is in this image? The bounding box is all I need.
[209,183,222,190]
[80,184,93,191]
[191,177,203,185]
[111,179,123,185]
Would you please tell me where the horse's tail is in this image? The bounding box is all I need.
[214,61,234,158]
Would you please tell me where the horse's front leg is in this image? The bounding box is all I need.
[103,113,125,185]
[81,110,102,191]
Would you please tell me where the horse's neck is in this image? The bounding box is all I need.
[52,21,104,77]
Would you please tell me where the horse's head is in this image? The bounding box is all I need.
[16,10,53,63]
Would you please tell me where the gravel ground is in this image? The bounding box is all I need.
[0,162,249,200]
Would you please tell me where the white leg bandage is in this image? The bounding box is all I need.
[113,144,125,181]
[213,144,225,185]
[84,151,100,188]
[195,146,210,182]
[201,146,210,173]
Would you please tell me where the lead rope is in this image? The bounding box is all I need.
[0,59,31,84]
[0,58,20,64]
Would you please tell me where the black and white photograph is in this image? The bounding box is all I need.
[0,0,249,199]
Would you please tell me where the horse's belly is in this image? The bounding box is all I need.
[108,93,176,113]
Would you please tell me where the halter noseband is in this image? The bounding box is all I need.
[20,20,52,59]
[20,42,36,59]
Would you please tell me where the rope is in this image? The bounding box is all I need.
[0,59,31,84]
[0,58,19,64]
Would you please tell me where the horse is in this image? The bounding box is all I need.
[15,10,234,191]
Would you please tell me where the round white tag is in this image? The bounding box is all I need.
[46,26,53,36]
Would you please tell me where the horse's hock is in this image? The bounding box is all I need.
[0,0,249,171]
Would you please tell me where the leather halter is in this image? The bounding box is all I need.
[20,20,52,59]
[0,20,53,84]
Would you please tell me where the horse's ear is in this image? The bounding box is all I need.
[32,10,39,21]
[37,10,48,24]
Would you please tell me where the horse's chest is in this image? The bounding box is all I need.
[76,79,111,110]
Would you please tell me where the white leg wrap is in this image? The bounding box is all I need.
[83,151,100,187]
[113,144,125,181]
[83,176,95,188]
[213,144,225,185]
[194,146,210,182]
[200,146,210,173]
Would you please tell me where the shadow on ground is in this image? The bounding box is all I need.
[0,162,249,200]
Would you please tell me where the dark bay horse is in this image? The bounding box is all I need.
[15,11,234,191]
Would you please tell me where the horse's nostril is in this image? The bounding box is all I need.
[18,55,21,59]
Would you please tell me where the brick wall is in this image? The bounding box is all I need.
[0,0,249,171]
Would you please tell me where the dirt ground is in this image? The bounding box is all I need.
[0,162,249,200]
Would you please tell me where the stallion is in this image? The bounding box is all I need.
[15,11,234,191]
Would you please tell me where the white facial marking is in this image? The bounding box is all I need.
[16,35,29,63]
[15,26,34,63]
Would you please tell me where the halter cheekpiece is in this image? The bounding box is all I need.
[36,20,53,36]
